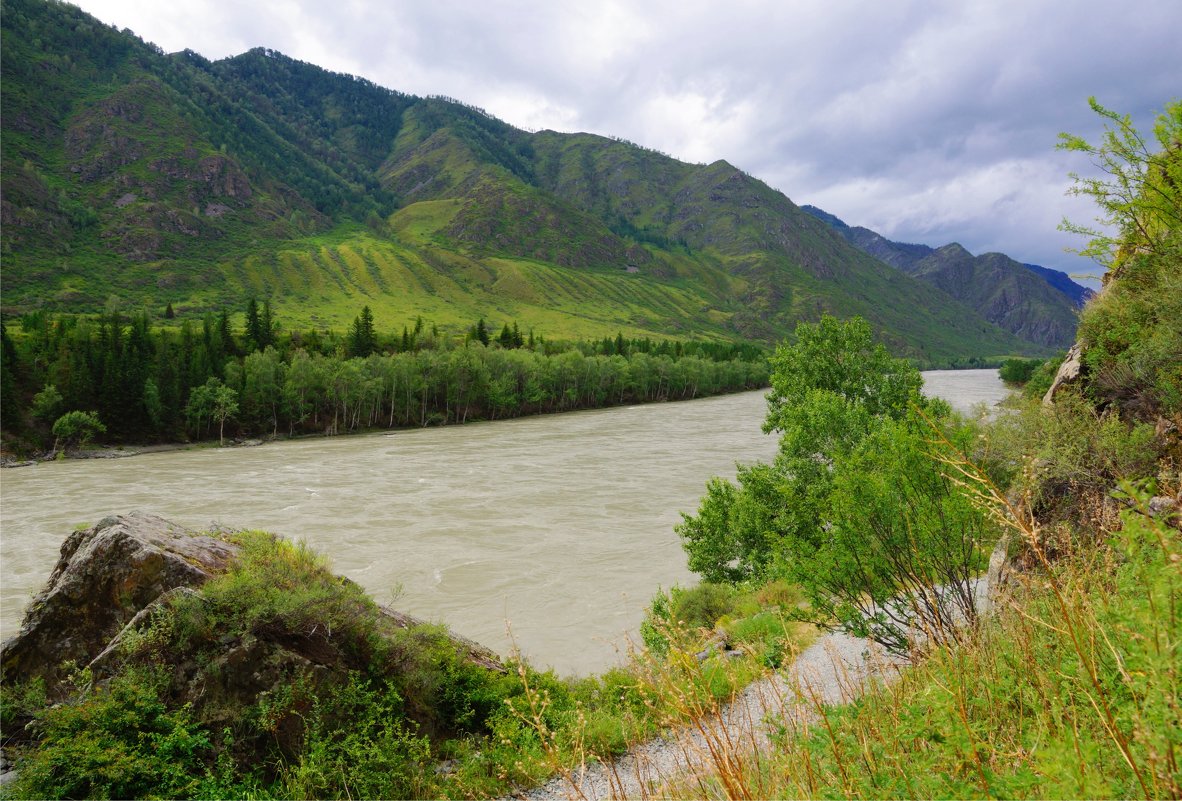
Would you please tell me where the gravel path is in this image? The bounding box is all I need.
[507,574,997,801]
[504,630,906,801]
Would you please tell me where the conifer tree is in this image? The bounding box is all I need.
[347,306,378,358]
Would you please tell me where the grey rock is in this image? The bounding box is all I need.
[0,512,238,697]
[1043,342,1084,405]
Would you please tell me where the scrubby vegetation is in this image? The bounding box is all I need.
[0,528,809,800]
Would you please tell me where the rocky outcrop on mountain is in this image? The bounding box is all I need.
[1042,343,1084,405]
[909,245,1080,349]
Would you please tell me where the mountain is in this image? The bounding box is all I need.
[801,205,1092,348]
[0,0,1050,361]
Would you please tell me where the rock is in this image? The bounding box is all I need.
[1042,342,1083,405]
[1148,495,1180,528]
[982,533,1013,615]
[0,512,239,697]
[2,513,504,706]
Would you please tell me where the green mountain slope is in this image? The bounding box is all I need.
[801,205,1089,348]
[1,0,1048,361]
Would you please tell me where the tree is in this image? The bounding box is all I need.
[347,306,378,358]
[797,413,993,654]
[259,301,275,350]
[52,410,106,451]
[244,297,263,352]
[31,383,63,422]
[764,315,921,434]
[471,317,490,347]
[1058,98,1182,274]
[210,383,238,446]
[677,315,978,653]
[186,378,239,445]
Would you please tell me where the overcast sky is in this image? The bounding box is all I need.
[71,0,1179,285]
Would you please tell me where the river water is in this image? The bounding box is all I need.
[0,369,1008,675]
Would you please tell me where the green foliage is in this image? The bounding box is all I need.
[806,414,995,652]
[50,409,105,448]
[1058,98,1182,272]
[7,669,212,800]
[680,316,930,586]
[641,580,807,669]
[346,305,378,358]
[271,675,432,801]
[1,309,768,449]
[764,315,923,433]
[998,356,1043,385]
[1076,251,1182,417]
[29,383,63,422]
[999,392,1161,533]
[717,486,1180,800]
[1021,353,1064,400]
[185,377,239,444]
[679,315,989,653]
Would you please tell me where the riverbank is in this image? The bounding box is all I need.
[1,367,1007,469]
[0,381,770,468]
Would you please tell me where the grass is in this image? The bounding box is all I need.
[582,472,1180,801]
[0,529,818,801]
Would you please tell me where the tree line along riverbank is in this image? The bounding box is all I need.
[0,306,768,455]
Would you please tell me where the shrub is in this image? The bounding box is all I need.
[998,357,1043,385]
[7,669,212,800]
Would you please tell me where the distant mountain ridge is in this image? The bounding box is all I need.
[801,205,1092,348]
[1,0,1056,361]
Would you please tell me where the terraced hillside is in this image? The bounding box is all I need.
[1,0,1052,361]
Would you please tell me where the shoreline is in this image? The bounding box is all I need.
[1,385,772,468]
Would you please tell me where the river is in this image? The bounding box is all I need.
[0,369,1009,675]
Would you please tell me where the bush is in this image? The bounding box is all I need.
[50,410,105,449]
[7,669,213,800]
[998,357,1043,385]
[1077,252,1182,418]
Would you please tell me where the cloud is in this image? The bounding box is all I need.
[72,0,1181,283]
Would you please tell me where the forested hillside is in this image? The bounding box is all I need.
[2,0,1048,361]
[801,204,1092,347]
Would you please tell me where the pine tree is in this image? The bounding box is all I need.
[244,298,263,352]
[260,301,275,349]
[347,306,378,358]
[473,318,490,346]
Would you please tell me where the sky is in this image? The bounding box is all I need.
[70,0,1180,286]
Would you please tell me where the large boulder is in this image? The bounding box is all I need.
[1,512,503,707]
[0,512,238,696]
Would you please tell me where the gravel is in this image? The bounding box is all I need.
[503,630,907,800]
